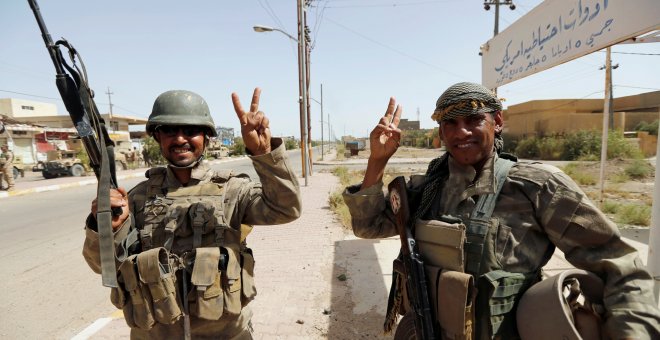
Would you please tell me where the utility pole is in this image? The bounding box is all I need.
[304,5,313,175]
[105,86,114,120]
[320,83,324,160]
[483,0,515,94]
[598,47,617,205]
[297,0,310,186]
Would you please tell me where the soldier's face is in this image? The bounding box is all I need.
[154,125,206,167]
[439,111,502,169]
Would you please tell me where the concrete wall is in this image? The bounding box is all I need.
[504,91,660,137]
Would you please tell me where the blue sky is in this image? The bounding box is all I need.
[1,0,658,139]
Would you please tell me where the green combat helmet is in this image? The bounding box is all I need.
[146,90,217,137]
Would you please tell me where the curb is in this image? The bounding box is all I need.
[0,157,244,199]
[0,171,146,199]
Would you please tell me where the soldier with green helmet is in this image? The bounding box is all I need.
[83,88,301,339]
[343,82,660,339]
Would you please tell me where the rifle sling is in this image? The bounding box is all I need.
[93,91,118,288]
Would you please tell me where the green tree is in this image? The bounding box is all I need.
[232,137,246,155]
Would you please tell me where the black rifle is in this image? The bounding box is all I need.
[388,176,436,340]
[28,0,120,287]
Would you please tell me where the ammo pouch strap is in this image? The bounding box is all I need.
[465,158,515,277]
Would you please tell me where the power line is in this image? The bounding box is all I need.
[256,0,286,31]
[0,89,60,101]
[324,16,467,79]
[614,85,660,91]
[313,0,453,8]
[607,51,660,56]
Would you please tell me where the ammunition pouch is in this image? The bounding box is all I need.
[477,270,538,339]
[415,217,476,339]
[112,248,182,330]
[188,246,243,320]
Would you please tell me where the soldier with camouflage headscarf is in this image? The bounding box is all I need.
[343,82,659,339]
[83,88,301,339]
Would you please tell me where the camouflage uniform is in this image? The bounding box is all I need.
[343,152,660,339]
[0,147,15,191]
[83,139,301,339]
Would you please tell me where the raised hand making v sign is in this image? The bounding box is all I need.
[360,97,403,190]
[232,87,271,156]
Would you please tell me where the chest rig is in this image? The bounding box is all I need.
[111,167,257,333]
[138,167,245,255]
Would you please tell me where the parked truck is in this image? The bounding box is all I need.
[206,138,229,159]
[36,149,86,179]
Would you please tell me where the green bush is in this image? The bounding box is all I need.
[607,129,642,159]
[634,120,659,136]
[601,200,619,214]
[538,137,564,160]
[284,138,299,150]
[562,163,596,185]
[617,203,651,226]
[514,136,540,158]
[514,129,643,161]
[562,130,600,160]
[336,143,346,160]
[501,133,520,154]
[624,159,653,179]
[232,137,246,155]
[332,166,351,186]
[143,137,166,165]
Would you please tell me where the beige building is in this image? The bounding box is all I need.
[504,91,660,138]
[0,98,146,165]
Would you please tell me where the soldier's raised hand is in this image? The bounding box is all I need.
[232,88,271,156]
[360,98,402,190]
[369,97,402,162]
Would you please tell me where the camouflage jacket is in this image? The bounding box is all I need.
[343,153,659,339]
[83,139,301,338]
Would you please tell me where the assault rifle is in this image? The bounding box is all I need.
[388,176,436,340]
[28,0,120,287]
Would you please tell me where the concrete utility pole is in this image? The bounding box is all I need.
[483,0,515,94]
[304,6,313,176]
[650,107,660,303]
[598,47,616,205]
[320,84,324,160]
[105,87,114,120]
[297,0,310,185]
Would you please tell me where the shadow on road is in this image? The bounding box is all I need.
[328,238,394,339]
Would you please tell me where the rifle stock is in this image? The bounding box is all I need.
[388,176,436,340]
[28,0,119,288]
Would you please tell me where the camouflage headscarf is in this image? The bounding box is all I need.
[431,82,502,122]
[433,82,504,153]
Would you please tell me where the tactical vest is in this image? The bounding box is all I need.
[110,167,257,331]
[399,157,540,339]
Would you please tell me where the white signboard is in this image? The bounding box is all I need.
[482,0,660,88]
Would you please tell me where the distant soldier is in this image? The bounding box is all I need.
[141,145,151,167]
[0,144,15,191]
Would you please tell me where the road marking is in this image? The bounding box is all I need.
[71,317,113,340]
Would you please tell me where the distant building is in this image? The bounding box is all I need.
[504,91,660,138]
[0,97,146,164]
[398,119,420,130]
[216,126,235,146]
